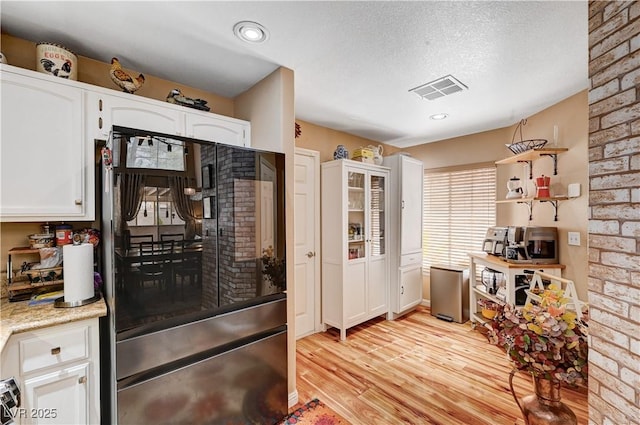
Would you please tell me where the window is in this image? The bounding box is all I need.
[127,186,185,227]
[422,166,496,273]
[125,136,185,171]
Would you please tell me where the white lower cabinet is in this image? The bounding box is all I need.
[1,319,100,425]
[23,363,90,425]
[321,159,389,340]
[398,265,423,313]
[0,65,94,222]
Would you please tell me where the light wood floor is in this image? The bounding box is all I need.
[293,306,588,425]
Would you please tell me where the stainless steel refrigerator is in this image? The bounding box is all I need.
[101,126,287,424]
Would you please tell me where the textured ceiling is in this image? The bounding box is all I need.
[0,1,588,147]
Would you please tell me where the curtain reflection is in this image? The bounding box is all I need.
[169,176,198,239]
[122,173,146,222]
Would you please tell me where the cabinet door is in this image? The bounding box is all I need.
[368,171,386,258]
[347,170,366,261]
[87,91,184,139]
[345,262,367,325]
[398,265,422,312]
[400,157,423,255]
[368,255,388,316]
[0,71,91,221]
[22,363,90,425]
[185,112,250,147]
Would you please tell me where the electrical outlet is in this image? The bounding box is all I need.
[568,232,580,246]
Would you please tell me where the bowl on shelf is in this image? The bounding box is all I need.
[28,233,55,248]
[478,298,500,320]
[481,308,498,320]
[505,139,548,155]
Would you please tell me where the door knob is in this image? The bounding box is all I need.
[306,251,315,258]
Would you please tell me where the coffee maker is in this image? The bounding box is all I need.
[482,226,509,256]
[505,226,558,264]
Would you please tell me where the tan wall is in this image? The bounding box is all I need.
[294,120,402,162]
[235,67,298,400]
[587,2,640,423]
[0,33,234,116]
[403,91,589,302]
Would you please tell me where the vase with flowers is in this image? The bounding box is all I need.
[486,283,588,425]
[261,245,286,293]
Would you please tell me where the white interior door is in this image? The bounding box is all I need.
[294,148,320,339]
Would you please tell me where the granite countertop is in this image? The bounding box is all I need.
[0,296,107,352]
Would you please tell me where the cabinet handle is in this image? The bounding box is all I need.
[401,200,405,209]
[75,199,83,205]
[401,286,404,294]
[306,251,315,258]
[51,347,61,355]
[98,99,103,111]
[98,117,103,129]
[78,376,87,384]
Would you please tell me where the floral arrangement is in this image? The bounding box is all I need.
[486,284,588,386]
[261,246,286,291]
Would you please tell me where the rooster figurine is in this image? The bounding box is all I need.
[109,57,145,94]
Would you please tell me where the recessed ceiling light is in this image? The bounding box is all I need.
[233,21,269,43]
[430,113,449,120]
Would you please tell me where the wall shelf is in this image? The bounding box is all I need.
[496,147,568,179]
[496,196,568,221]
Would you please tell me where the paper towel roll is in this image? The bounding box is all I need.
[63,243,94,302]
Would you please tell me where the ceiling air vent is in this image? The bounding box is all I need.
[409,75,468,100]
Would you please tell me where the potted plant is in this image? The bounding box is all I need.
[485,283,588,425]
[261,246,286,292]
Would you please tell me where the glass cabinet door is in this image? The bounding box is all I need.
[347,171,366,260]
[369,173,385,257]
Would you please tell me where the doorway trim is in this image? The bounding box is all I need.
[294,147,322,337]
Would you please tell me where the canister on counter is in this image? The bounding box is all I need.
[55,224,73,246]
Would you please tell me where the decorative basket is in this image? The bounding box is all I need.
[352,147,374,163]
[505,139,548,155]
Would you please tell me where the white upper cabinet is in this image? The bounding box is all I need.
[87,91,251,147]
[0,66,94,222]
[399,156,423,255]
[86,91,184,140]
[185,110,251,147]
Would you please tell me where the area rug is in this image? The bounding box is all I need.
[280,398,350,424]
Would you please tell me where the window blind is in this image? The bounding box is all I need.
[422,166,496,273]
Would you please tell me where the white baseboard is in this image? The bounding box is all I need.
[421,299,431,307]
[288,389,299,408]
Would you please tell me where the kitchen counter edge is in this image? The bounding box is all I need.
[0,296,107,352]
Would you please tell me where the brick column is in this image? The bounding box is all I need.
[588,2,640,424]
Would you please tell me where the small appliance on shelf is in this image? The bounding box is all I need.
[482,226,508,256]
[506,176,523,199]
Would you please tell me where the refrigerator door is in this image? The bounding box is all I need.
[116,298,287,380]
[117,329,287,425]
[108,127,286,334]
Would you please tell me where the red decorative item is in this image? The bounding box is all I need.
[536,175,551,198]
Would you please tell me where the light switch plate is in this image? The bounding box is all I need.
[568,231,580,246]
